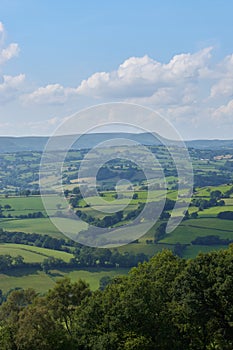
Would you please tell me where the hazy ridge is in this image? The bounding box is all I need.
[0,133,232,153]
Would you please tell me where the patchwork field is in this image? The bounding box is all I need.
[1,145,233,295]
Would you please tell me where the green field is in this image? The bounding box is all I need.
[198,205,233,217]
[182,245,227,259]
[0,243,73,263]
[0,267,129,294]
[0,195,67,216]
[1,145,233,295]
[195,184,233,197]
[118,242,174,256]
[0,218,64,238]
[161,218,233,244]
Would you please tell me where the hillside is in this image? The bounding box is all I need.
[1,133,233,153]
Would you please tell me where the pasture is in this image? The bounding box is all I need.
[161,218,233,244]
[0,243,73,263]
[0,267,129,294]
[0,218,64,238]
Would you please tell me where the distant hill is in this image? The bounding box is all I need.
[0,136,47,153]
[0,133,232,153]
[0,133,162,153]
[186,139,233,149]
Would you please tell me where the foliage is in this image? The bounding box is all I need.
[191,235,233,245]
[0,248,232,349]
[218,211,233,220]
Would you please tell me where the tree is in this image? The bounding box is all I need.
[46,277,91,338]
[75,250,185,349]
[0,289,37,349]
[14,255,24,267]
[63,189,69,197]
[218,211,233,220]
[159,211,171,220]
[99,276,112,291]
[15,300,68,350]
[154,223,166,242]
[210,190,222,200]
[132,193,138,200]
[25,189,31,197]
[190,211,198,219]
[172,247,233,349]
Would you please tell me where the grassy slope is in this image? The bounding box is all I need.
[1,187,233,295]
[0,218,64,238]
[0,243,73,263]
[182,245,227,259]
[161,218,233,244]
[0,267,129,294]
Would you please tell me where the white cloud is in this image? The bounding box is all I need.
[0,22,19,65]
[22,83,79,105]
[0,22,5,46]
[210,54,233,98]
[76,47,213,98]
[17,47,233,137]
[0,74,25,103]
[0,22,23,104]
[0,43,19,65]
[28,48,212,106]
[212,99,233,120]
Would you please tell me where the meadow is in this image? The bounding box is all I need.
[1,146,233,294]
[0,243,73,263]
[161,218,233,244]
[0,267,129,293]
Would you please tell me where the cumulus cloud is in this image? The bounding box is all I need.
[22,84,79,105]
[0,43,19,65]
[19,47,233,136]
[0,22,19,65]
[212,99,233,120]
[0,74,25,103]
[0,22,23,103]
[26,47,215,107]
[76,47,213,98]
[210,54,233,98]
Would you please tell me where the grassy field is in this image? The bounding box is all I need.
[1,180,233,295]
[2,146,233,297]
[0,267,129,294]
[161,218,233,244]
[118,242,174,256]
[198,205,233,217]
[182,244,227,259]
[1,195,45,214]
[0,195,67,216]
[0,243,73,263]
[194,184,233,197]
[0,218,64,238]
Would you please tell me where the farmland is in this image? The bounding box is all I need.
[1,144,233,293]
[0,243,73,263]
[0,266,129,294]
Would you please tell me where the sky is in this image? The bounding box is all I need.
[0,0,233,139]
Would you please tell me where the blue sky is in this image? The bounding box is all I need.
[0,0,233,139]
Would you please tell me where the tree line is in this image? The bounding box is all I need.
[0,247,233,349]
[0,229,148,270]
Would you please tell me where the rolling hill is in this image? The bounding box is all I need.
[0,133,233,153]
